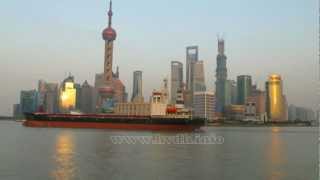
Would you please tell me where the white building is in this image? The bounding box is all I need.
[193,91,215,122]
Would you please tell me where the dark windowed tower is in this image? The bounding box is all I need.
[171,61,183,104]
[185,46,199,107]
[215,38,228,113]
[131,71,143,102]
[186,46,199,92]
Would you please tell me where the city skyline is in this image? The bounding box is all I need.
[0,0,317,115]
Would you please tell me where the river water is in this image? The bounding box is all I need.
[0,121,318,180]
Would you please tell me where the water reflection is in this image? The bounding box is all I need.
[267,127,286,180]
[51,131,76,180]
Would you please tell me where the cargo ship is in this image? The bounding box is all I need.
[23,113,205,131]
[23,87,205,131]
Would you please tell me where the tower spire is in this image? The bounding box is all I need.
[108,0,113,27]
[218,36,225,55]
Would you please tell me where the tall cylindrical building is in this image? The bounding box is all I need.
[266,74,286,121]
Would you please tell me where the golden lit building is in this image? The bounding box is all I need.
[266,74,287,122]
[59,76,76,113]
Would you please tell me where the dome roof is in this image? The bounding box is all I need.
[102,27,117,41]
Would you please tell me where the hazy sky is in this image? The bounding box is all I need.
[0,0,318,115]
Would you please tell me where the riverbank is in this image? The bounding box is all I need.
[0,116,14,120]
[207,120,315,127]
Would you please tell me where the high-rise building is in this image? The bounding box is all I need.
[171,61,183,104]
[96,0,126,112]
[20,90,39,113]
[80,81,96,113]
[288,105,297,121]
[94,73,104,88]
[245,90,266,121]
[225,80,237,106]
[288,105,315,122]
[193,91,215,122]
[75,83,82,110]
[185,46,199,107]
[175,89,185,108]
[237,75,252,105]
[283,95,288,121]
[44,83,59,113]
[38,80,47,109]
[186,46,199,92]
[113,78,127,104]
[38,80,59,113]
[265,74,287,121]
[131,71,144,102]
[244,100,257,121]
[231,81,238,105]
[245,85,266,122]
[13,104,21,118]
[59,76,76,113]
[215,38,228,113]
[193,61,206,92]
[250,90,266,115]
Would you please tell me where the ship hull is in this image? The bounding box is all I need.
[23,120,199,131]
[23,113,204,131]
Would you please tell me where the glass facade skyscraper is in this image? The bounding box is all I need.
[265,74,287,121]
[215,38,228,113]
[131,71,143,102]
[171,61,183,104]
[237,75,252,105]
[20,90,39,113]
[193,61,206,92]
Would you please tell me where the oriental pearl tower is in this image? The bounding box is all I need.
[103,0,116,83]
[98,0,119,112]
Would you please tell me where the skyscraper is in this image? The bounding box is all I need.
[171,61,183,104]
[265,74,287,121]
[131,71,144,102]
[38,80,47,109]
[237,75,252,105]
[13,104,21,118]
[225,80,237,106]
[59,76,76,113]
[215,38,228,113]
[193,61,206,92]
[186,46,199,92]
[75,83,82,110]
[80,81,96,113]
[20,90,39,113]
[185,46,199,107]
[44,83,59,113]
[38,80,59,113]
[96,0,126,112]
